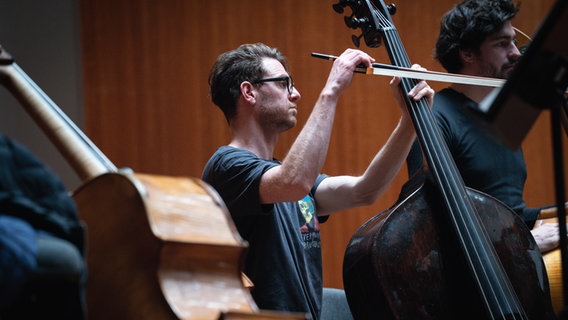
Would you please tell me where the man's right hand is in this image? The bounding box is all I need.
[322,49,374,97]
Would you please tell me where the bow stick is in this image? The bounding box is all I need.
[312,52,505,87]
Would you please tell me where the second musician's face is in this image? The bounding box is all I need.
[473,20,522,79]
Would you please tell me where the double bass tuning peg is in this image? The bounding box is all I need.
[332,0,358,14]
[334,1,396,16]
[387,3,397,15]
[332,2,345,14]
[344,14,356,29]
[352,33,363,47]
[345,16,368,30]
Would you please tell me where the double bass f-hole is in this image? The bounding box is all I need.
[334,1,556,319]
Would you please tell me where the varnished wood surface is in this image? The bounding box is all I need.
[539,216,568,315]
[73,172,253,319]
[543,247,564,315]
[75,172,307,319]
[80,0,566,291]
[1,44,307,318]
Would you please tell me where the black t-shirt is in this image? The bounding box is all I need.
[202,146,328,319]
[407,88,540,227]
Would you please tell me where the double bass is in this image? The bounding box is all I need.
[332,1,557,319]
[0,46,305,320]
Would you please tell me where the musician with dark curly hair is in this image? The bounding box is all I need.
[407,0,564,253]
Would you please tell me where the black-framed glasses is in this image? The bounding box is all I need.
[251,76,295,95]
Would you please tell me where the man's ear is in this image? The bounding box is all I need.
[460,49,475,64]
[240,81,256,105]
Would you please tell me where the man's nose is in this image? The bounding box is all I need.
[289,87,301,101]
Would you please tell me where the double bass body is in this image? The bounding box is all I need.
[343,178,555,319]
[333,0,557,318]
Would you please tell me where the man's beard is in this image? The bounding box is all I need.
[480,64,514,80]
[258,105,297,132]
[477,56,517,80]
[501,61,517,79]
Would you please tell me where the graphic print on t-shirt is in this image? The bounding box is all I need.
[298,194,321,249]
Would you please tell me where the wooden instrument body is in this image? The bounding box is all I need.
[334,0,556,318]
[1,46,306,320]
[544,248,564,315]
[74,172,259,319]
[539,213,568,315]
[343,181,555,319]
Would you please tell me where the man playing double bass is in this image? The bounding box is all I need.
[203,43,433,320]
[407,0,565,254]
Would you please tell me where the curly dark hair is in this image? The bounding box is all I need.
[208,43,288,123]
[435,0,520,73]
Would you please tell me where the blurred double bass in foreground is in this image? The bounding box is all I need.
[333,1,556,319]
[0,46,305,320]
